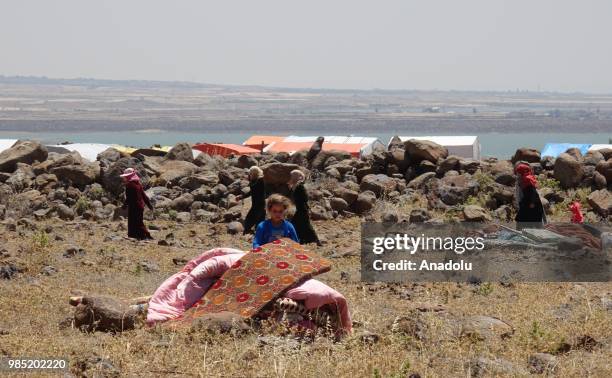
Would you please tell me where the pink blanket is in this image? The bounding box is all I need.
[147,248,352,333]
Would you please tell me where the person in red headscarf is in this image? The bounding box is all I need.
[121,168,154,240]
[514,162,546,229]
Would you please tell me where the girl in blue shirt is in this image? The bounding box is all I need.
[253,194,299,248]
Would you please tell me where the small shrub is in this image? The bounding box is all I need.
[32,230,50,249]
[74,197,91,215]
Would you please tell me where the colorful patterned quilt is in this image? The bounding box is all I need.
[176,238,332,324]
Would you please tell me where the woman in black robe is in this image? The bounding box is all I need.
[288,169,321,246]
[514,163,546,229]
[238,166,267,234]
[121,168,154,240]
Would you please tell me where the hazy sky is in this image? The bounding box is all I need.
[1,0,611,92]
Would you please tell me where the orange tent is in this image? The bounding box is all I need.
[193,143,260,158]
[265,141,365,157]
[243,135,286,150]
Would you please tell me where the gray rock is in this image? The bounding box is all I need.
[360,174,397,196]
[157,160,199,186]
[175,212,192,223]
[407,172,436,190]
[353,190,377,214]
[404,139,448,163]
[50,161,101,187]
[528,353,558,374]
[262,162,304,185]
[587,189,611,217]
[595,159,612,185]
[103,157,149,196]
[330,197,349,212]
[73,295,138,332]
[409,208,430,223]
[460,315,514,340]
[227,221,244,235]
[463,205,492,222]
[468,356,527,377]
[191,311,251,334]
[0,140,48,173]
[170,193,195,211]
[139,261,159,273]
[511,147,540,164]
[164,142,194,162]
[554,153,584,189]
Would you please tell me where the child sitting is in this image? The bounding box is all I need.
[253,194,299,248]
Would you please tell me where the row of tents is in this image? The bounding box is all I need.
[0,137,610,163]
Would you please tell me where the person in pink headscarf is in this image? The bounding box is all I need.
[569,201,584,224]
[121,168,153,240]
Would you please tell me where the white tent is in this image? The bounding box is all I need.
[0,139,18,154]
[589,144,612,152]
[47,143,113,162]
[392,135,481,160]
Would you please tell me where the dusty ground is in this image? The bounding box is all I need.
[0,216,611,377]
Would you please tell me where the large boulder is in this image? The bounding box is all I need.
[103,157,149,196]
[359,174,397,196]
[0,140,48,173]
[236,154,258,169]
[511,147,540,164]
[554,153,584,189]
[96,148,122,166]
[595,159,612,185]
[164,142,194,162]
[157,160,198,186]
[404,139,448,164]
[310,150,352,170]
[332,187,358,205]
[587,189,611,217]
[435,174,479,205]
[6,164,35,191]
[353,190,377,214]
[178,173,219,190]
[50,161,101,187]
[262,163,304,185]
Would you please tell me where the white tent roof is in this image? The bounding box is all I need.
[0,139,18,154]
[395,135,479,146]
[283,135,380,144]
[589,144,612,152]
[48,143,113,162]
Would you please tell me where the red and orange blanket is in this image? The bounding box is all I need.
[173,238,332,325]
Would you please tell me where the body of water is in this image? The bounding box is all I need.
[0,130,609,159]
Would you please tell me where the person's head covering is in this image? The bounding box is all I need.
[120,167,140,182]
[514,163,537,189]
[248,166,263,180]
[288,169,305,188]
[569,201,584,223]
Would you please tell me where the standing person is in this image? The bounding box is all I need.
[288,169,322,246]
[306,136,325,165]
[121,168,154,240]
[514,163,546,229]
[253,194,299,248]
[237,166,267,234]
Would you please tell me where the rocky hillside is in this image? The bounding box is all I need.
[0,139,609,228]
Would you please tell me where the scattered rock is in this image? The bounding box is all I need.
[528,353,558,374]
[463,205,492,222]
[554,153,584,189]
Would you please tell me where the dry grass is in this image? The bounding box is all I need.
[0,216,610,377]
